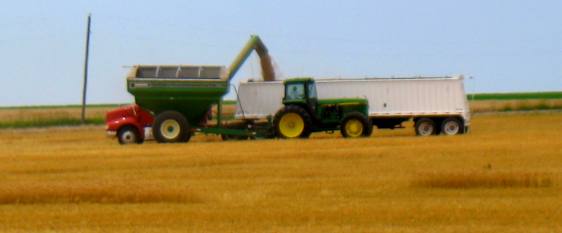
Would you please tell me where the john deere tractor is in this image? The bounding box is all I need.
[273,78,372,138]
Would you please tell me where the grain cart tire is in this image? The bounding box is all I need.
[440,117,464,136]
[153,111,191,143]
[415,118,437,136]
[117,125,143,145]
[273,105,312,139]
[341,112,372,138]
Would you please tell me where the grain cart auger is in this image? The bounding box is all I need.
[227,35,275,82]
[105,35,276,144]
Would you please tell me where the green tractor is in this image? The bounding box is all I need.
[273,78,373,138]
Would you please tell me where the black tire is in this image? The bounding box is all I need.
[273,105,312,139]
[440,117,464,136]
[300,130,312,138]
[152,111,191,143]
[117,125,143,145]
[221,134,231,141]
[340,112,372,138]
[415,118,437,136]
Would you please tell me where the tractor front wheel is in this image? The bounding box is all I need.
[273,106,312,139]
[341,112,372,138]
[152,111,191,143]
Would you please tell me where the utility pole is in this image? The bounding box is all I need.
[81,13,91,124]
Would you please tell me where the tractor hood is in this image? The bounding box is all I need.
[317,98,368,106]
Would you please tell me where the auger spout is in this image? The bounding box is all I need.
[226,35,275,82]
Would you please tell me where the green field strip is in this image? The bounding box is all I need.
[0,118,105,129]
[469,92,562,101]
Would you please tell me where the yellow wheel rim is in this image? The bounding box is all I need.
[160,119,180,140]
[279,113,305,138]
[345,119,364,137]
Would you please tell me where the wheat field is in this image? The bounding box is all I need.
[0,112,561,232]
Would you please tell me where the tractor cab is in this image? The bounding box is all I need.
[283,78,318,114]
[273,78,372,138]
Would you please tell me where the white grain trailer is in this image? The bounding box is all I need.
[235,76,470,136]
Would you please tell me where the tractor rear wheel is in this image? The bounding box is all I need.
[153,111,191,143]
[341,112,372,138]
[273,105,312,139]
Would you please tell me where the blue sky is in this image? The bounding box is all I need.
[1,0,561,106]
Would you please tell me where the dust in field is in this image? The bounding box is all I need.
[0,112,562,232]
[470,99,562,112]
[412,171,554,189]
[0,181,202,204]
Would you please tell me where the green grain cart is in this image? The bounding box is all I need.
[125,35,273,143]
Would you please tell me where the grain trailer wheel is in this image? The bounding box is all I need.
[152,111,191,143]
[273,106,312,139]
[415,118,437,136]
[341,112,372,138]
[440,117,464,136]
[117,125,143,145]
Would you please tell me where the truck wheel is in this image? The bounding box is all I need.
[415,118,437,136]
[341,112,372,138]
[441,117,463,136]
[153,111,191,143]
[273,106,312,139]
[117,125,143,145]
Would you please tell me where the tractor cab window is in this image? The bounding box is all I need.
[285,83,305,101]
[307,82,317,99]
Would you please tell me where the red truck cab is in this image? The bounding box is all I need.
[105,104,154,144]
